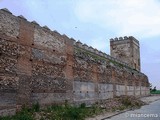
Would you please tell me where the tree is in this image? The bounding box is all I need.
[152,86,157,92]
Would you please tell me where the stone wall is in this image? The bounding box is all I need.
[0,8,150,111]
[73,45,149,104]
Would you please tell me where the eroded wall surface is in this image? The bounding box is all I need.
[0,9,150,110]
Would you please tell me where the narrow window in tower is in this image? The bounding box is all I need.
[138,59,140,66]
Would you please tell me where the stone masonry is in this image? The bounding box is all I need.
[110,37,141,71]
[0,8,150,111]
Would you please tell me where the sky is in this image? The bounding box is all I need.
[0,0,160,89]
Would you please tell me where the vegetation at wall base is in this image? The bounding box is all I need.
[0,96,146,120]
[0,103,102,120]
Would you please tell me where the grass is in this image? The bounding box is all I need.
[74,47,107,62]
[0,96,145,120]
[44,104,102,120]
[0,103,103,120]
[75,47,137,71]
[150,90,160,94]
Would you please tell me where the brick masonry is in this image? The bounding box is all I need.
[0,8,150,112]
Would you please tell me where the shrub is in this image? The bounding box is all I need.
[121,97,132,107]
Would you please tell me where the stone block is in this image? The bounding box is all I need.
[98,92,113,99]
[0,92,17,107]
[98,83,113,92]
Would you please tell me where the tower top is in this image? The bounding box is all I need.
[110,36,141,71]
[110,36,139,44]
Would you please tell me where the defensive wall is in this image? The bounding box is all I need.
[0,8,150,112]
[110,36,141,71]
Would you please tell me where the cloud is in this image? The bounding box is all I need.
[74,0,160,37]
[142,62,160,89]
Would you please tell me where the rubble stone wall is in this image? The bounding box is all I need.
[0,9,150,110]
[110,37,141,71]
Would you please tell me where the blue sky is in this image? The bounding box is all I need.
[0,0,160,89]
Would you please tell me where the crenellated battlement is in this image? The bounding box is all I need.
[74,40,134,69]
[0,8,140,71]
[110,35,140,71]
[110,36,139,44]
[0,8,77,44]
[0,8,149,111]
[1,8,12,14]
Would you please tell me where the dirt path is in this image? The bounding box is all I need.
[140,95,160,104]
[105,97,160,120]
[86,95,160,120]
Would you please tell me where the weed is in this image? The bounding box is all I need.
[121,97,132,107]
[32,102,40,112]
[80,103,86,108]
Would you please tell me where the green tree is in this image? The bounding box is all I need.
[152,86,157,92]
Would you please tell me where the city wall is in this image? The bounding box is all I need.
[0,8,150,111]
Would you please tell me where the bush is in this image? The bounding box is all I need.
[121,97,132,107]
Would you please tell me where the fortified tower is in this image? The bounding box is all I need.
[110,36,141,71]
